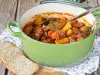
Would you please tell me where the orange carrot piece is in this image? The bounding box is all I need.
[51,32,59,40]
[48,31,53,37]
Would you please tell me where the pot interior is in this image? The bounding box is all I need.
[19,3,96,29]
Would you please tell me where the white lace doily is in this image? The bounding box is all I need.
[0,28,100,75]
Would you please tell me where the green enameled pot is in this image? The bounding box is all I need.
[7,3,100,67]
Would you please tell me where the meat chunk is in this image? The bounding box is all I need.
[29,27,43,40]
[72,22,85,28]
[56,30,65,39]
[73,27,80,34]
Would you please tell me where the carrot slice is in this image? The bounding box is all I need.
[51,32,59,40]
[48,31,53,37]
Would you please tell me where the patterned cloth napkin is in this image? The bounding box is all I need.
[0,27,100,75]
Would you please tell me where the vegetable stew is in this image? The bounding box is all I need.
[23,12,93,44]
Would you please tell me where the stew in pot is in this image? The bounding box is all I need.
[23,12,93,44]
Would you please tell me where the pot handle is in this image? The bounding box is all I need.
[7,21,23,38]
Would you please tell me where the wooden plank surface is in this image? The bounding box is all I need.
[87,0,98,7]
[16,0,35,20]
[0,0,17,75]
[7,0,40,75]
[0,0,17,33]
[16,0,40,20]
[97,0,100,4]
[0,63,6,75]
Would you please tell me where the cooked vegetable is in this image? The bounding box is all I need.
[49,19,66,30]
[48,31,54,37]
[51,32,59,40]
[66,29,73,36]
[41,19,49,26]
[58,19,66,29]
[23,12,93,44]
[33,15,43,26]
[62,22,72,32]
[55,38,70,44]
